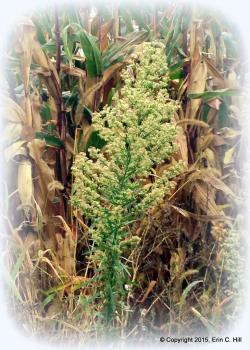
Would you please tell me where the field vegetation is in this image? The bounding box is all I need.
[1,1,246,346]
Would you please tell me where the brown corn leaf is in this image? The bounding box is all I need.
[196,133,214,152]
[218,128,241,143]
[189,169,236,198]
[203,56,225,89]
[176,119,209,128]
[27,139,55,207]
[193,181,220,216]
[224,147,235,165]
[3,123,23,144]
[15,18,36,92]
[186,59,207,119]
[1,96,26,123]
[212,135,227,147]
[4,141,27,161]
[15,19,36,127]
[47,181,64,192]
[32,40,61,107]
[85,62,124,108]
[20,123,36,142]
[31,91,42,131]
[98,19,114,51]
[189,21,203,61]
[171,205,229,222]
[175,126,188,165]
[186,21,208,119]
[61,64,86,80]
[207,107,218,125]
[207,98,222,111]
[203,148,218,169]
[35,67,61,106]
[54,216,76,275]
[55,233,75,276]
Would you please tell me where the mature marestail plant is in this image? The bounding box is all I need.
[71,42,182,325]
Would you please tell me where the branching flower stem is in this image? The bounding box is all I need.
[71,42,183,326]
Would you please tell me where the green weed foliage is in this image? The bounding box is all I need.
[71,42,182,325]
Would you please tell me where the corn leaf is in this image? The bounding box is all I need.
[188,88,242,101]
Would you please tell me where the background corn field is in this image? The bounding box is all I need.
[0,0,247,346]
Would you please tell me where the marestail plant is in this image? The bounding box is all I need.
[71,42,182,325]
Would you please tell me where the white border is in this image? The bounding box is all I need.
[0,1,249,349]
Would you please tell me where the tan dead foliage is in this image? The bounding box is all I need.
[27,139,55,206]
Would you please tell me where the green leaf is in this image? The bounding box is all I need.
[169,60,189,75]
[4,271,23,302]
[73,23,103,77]
[35,132,64,149]
[83,106,92,122]
[3,246,29,302]
[42,293,56,308]
[107,87,116,106]
[169,70,184,80]
[76,129,84,152]
[32,10,53,45]
[102,31,149,69]
[188,88,242,101]
[10,248,27,280]
[40,103,52,123]
[52,196,61,204]
[200,104,210,123]
[179,280,203,307]
[86,131,107,154]
[218,98,230,128]
[42,40,56,55]
[62,24,76,64]
[165,12,181,64]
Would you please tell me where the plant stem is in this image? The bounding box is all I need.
[100,146,133,324]
[54,6,68,215]
[55,6,61,76]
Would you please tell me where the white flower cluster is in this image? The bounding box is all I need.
[71,42,182,320]
[72,42,180,225]
[221,227,245,309]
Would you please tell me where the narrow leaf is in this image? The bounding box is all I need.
[188,88,242,101]
[179,280,203,307]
